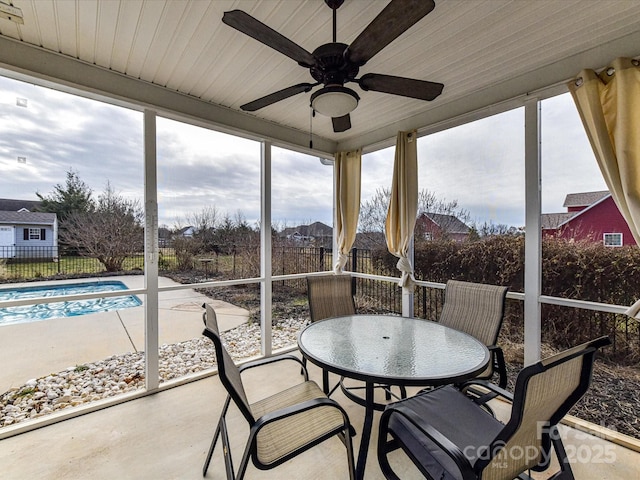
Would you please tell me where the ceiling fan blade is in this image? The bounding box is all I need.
[241,83,316,111]
[345,0,435,66]
[332,114,351,133]
[223,10,316,68]
[358,73,443,101]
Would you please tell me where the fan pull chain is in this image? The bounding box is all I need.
[309,107,315,149]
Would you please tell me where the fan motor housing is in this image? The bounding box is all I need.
[310,43,359,86]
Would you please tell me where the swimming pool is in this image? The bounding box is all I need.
[0,281,142,326]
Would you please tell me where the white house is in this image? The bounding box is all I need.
[0,211,58,259]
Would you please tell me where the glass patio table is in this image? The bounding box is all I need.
[297,314,490,480]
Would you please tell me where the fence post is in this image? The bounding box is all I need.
[351,247,358,296]
[232,245,237,277]
[319,247,324,271]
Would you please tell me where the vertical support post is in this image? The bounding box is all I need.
[332,156,339,271]
[524,99,542,365]
[260,141,273,356]
[143,109,159,391]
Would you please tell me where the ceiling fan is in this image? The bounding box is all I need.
[222,0,443,133]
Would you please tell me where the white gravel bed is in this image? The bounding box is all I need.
[0,317,309,428]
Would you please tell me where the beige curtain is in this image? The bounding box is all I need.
[568,57,640,317]
[385,130,418,288]
[333,149,362,273]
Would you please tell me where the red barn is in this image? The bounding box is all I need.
[542,191,637,246]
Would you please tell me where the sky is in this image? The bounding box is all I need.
[0,74,607,230]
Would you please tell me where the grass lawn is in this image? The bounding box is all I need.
[1,255,145,280]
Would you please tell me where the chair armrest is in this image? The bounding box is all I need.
[460,378,514,406]
[379,406,476,480]
[239,354,309,380]
[252,396,350,432]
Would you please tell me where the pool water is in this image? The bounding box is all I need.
[0,281,142,326]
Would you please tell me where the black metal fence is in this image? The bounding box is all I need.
[2,245,637,362]
[0,245,59,260]
[0,245,372,281]
[0,246,145,279]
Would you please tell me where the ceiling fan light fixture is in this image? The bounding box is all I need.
[311,86,359,117]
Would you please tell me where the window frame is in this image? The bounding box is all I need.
[603,232,623,247]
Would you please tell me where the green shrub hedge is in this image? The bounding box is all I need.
[372,236,640,364]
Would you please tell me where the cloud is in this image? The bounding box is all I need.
[1,75,607,232]
[0,76,144,204]
[271,148,334,226]
[411,96,606,227]
[157,121,257,225]
[540,94,606,212]
[414,108,526,226]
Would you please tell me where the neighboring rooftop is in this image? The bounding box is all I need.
[281,221,333,238]
[0,198,41,212]
[421,212,470,234]
[542,190,613,229]
[0,211,56,225]
[541,212,577,230]
[563,191,610,209]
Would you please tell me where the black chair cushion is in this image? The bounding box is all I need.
[386,386,504,480]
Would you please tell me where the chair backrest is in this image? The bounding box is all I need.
[306,274,356,322]
[439,280,508,346]
[477,336,611,479]
[202,303,255,424]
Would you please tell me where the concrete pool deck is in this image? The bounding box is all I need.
[0,276,249,393]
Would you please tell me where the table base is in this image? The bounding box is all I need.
[339,379,407,411]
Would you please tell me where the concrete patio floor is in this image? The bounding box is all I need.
[1,358,639,479]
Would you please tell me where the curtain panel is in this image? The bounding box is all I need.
[333,149,362,273]
[385,130,418,288]
[568,57,640,316]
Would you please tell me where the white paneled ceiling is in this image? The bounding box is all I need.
[1,0,640,153]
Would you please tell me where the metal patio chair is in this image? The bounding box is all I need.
[306,273,406,404]
[306,273,357,393]
[201,303,355,480]
[377,336,611,480]
[439,280,509,388]
[307,273,357,322]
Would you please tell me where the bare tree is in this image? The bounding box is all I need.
[191,205,221,251]
[188,205,220,234]
[474,221,522,237]
[358,187,470,245]
[358,188,392,234]
[418,191,470,225]
[60,183,143,272]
